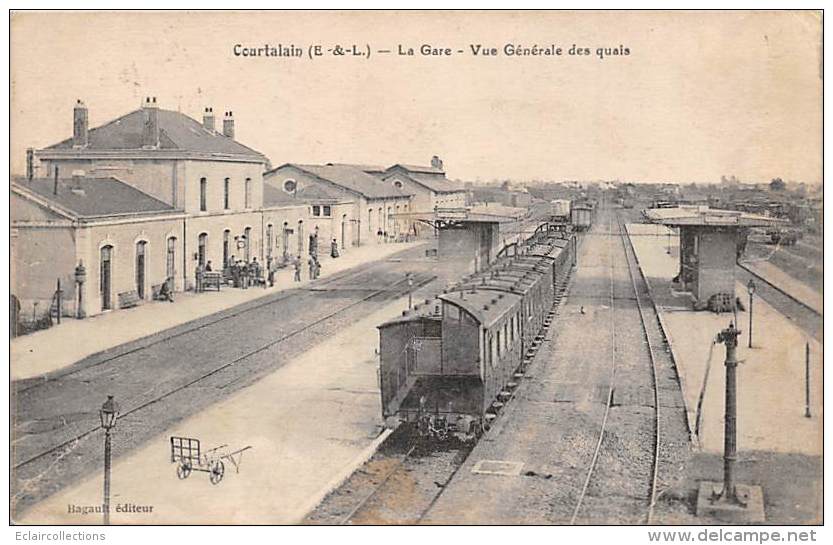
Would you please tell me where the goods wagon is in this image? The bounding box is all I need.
[378,225,575,442]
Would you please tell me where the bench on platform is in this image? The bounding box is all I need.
[202,272,222,291]
[118,290,142,309]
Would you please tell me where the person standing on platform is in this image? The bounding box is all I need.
[293,256,302,282]
[267,257,275,287]
[331,238,339,258]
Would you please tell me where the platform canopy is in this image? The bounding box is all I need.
[407,207,520,229]
[643,206,787,227]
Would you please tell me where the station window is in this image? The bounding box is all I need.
[322,205,331,217]
[312,205,321,217]
[510,316,515,343]
[496,330,502,358]
[199,178,207,212]
[503,323,508,351]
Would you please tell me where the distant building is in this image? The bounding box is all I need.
[379,156,467,213]
[264,163,412,243]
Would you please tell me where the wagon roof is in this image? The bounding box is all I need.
[439,289,522,329]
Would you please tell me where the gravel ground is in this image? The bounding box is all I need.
[303,415,473,525]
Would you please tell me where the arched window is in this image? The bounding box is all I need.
[223,230,231,268]
[135,241,147,299]
[224,178,230,209]
[245,178,252,209]
[166,237,176,281]
[198,233,207,267]
[199,178,207,211]
[243,226,252,261]
[266,224,273,259]
[368,208,373,232]
[100,245,113,310]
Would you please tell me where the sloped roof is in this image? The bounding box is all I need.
[384,165,466,193]
[392,163,444,175]
[12,176,178,218]
[262,181,342,207]
[326,163,387,174]
[43,108,266,161]
[286,164,411,199]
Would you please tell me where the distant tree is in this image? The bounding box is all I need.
[770,177,786,191]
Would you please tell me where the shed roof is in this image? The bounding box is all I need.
[12,176,178,219]
[643,206,787,227]
[273,164,411,200]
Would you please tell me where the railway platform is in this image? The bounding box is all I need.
[11,240,424,381]
[626,223,822,456]
[626,223,822,524]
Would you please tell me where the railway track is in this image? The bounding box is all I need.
[339,442,473,525]
[570,210,670,524]
[14,262,394,395]
[12,273,436,478]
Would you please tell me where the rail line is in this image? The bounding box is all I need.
[570,210,664,525]
[339,443,472,525]
[569,210,619,524]
[617,213,663,524]
[13,274,435,473]
[14,261,393,394]
[736,262,821,318]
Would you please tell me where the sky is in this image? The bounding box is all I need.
[10,10,822,184]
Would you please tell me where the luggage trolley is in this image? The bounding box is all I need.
[170,436,252,485]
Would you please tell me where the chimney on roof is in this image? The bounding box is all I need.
[431,155,443,171]
[26,148,34,181]
[203,107,215,132]
[222,111,235,139]
[141,96,160,149]
[73,100,89,148]
[71,170,86,195]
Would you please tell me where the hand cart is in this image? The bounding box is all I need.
[170,436,252,485]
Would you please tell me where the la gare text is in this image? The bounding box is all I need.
[232,43,631,60]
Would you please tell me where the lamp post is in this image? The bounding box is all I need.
[74,261,87,319]
[746,279,756,348]
[99,395,120,525]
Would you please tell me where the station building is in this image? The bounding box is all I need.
[11,173,187,317]
[380,157,468,213]
[264,163,413,244]
[10,98,296,319]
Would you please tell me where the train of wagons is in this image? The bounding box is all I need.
[377,223,579,442]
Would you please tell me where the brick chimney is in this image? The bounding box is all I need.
[203,107,215,132]
[222,111,235,139]
[72,99,88,148]
[431,155,443,171]
[141,96,160,149]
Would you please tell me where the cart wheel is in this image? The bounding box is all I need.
[177,462,192,480]
[209,460,225,485]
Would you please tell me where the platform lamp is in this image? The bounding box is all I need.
[99,395,120,525]
[74,261,87,319]
[746,279,756,348]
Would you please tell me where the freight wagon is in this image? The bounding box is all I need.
[377,225,575,442]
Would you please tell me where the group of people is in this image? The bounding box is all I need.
[222,257,265,289]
